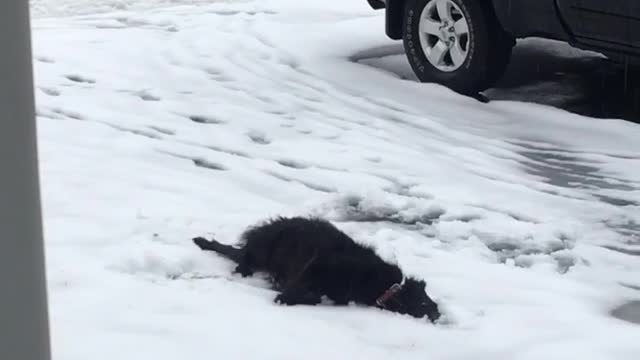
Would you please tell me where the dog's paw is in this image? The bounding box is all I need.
[472,92,490,103]
[193,237,210,249]
[274,294,292,306]
[274,291,321,306]
[233,264,253,278]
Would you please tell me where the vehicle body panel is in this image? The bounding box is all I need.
[557,1,636,51]
[490,0,569,41]
[369,0,640,63]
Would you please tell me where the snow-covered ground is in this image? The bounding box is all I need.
[31,0,640,359]
[30,0,234,18]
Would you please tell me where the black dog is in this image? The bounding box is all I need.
[193,216,441,322]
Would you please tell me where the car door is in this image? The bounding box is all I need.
[630,2,640,49]
[557,0,631,46]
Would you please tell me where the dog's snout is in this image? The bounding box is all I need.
[427,309,441,322]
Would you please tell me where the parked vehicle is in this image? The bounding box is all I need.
[367,0,640,96]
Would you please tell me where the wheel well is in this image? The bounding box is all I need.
[386,0,503,40]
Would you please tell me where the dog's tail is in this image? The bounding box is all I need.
[193,237,242,263]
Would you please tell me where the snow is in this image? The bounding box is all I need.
[30,0,239,18]
[30,0,640,359]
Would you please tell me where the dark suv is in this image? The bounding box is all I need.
[367,0,640,96]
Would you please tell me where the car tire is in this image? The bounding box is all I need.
[402,0,514,95]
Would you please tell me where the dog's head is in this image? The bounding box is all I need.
[377,278,441,322]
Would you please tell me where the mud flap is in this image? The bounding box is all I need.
[385,0,406,40]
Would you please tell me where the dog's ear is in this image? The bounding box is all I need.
[406,278,427,291]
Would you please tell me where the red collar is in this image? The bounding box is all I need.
[376,282,403,307]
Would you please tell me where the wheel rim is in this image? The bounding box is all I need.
[418,0,470,72]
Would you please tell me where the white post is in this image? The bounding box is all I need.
[0,1,52,359]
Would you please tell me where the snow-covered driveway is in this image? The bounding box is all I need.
[31,1,640,359]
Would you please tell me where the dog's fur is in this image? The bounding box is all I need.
[193,216,441,321]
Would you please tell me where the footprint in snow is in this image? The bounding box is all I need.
[52,108,85,120]
[193,159,227,171]
[137,90,161,102]
[147,125,175,136]
[277,159,308,169]
[35,56,55,64]
[189,115,225,124]
[247,129,271,145]
[204,68,233,82]
[65,74,96,84]
[39,87,61,96]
